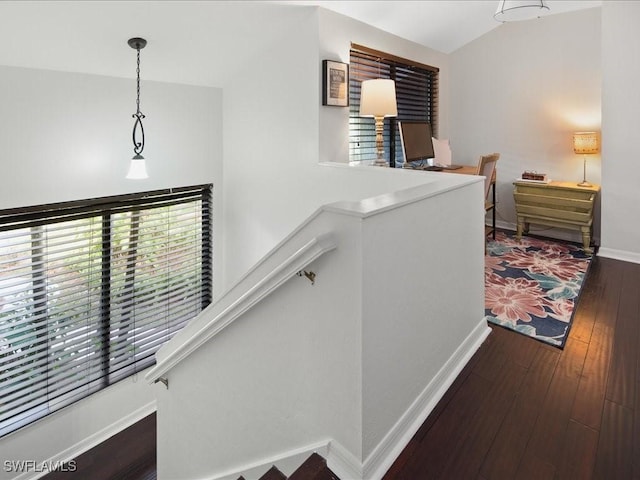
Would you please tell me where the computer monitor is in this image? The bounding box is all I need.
[399,121,435,164]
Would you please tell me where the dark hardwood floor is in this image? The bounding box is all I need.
[41,256,639,480]
[42,413,156,480]
[384,256,640,480]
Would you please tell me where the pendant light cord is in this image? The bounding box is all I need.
[132,43,145,156]
[136,48,142,116]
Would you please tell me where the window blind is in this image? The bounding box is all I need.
[349,44,439,167]
[0,184,212,437]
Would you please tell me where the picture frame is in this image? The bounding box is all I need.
[322,60,349,107]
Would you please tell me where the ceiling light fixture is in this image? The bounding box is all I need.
[126,37,148,180]
[494,0,550,22]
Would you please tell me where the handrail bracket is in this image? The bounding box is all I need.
[297,270,316,285]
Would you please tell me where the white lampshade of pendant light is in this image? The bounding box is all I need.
[494,0,550,22]
[126,154,148,179]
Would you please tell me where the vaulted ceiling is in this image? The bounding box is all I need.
[284,1,601,54]
[0,1,600,87]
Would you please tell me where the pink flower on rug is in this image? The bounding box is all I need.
[485,274,547,324]
[546,297,574,322]
[485,255,505,274]
[501,249,586,282]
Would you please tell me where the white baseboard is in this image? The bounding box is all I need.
[14,401,157,480]
[362,318,491,480]
[494,219,515,232]
[326,440,363,480]
[597,246,640,264]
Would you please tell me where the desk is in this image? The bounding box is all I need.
[513,180,599,253]
[404,164,477,175]
[449,165,478,175]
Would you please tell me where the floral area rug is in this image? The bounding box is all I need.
[484,231,593,348]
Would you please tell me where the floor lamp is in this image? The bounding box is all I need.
[573,132,599,187]
[359,79,398,167]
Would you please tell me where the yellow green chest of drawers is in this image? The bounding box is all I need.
[513,181,600,253]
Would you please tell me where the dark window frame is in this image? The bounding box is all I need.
[0,184,212,437]
[349,44,440,168]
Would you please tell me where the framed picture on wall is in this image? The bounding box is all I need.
[322,60,349,107]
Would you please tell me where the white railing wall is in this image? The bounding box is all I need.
[148,170,489,480]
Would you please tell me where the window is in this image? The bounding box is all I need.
[0,184,212,437]
[349,44,439,168]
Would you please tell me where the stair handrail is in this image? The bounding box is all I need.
[145,232,336,384]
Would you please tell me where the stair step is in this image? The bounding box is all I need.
[238,454,340,480]
[258,465,287,480]
[289,453,340,480]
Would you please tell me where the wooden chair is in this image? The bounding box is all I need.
[476,153,500,246]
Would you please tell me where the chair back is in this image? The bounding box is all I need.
[432,137,452,166]
[477,153,500,199]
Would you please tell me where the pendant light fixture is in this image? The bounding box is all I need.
[126,37,148,179]
[494,1,550,22]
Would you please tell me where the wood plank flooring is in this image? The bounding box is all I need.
[42,413,156,480]
[41,256,639,480]
[384,256,640,480]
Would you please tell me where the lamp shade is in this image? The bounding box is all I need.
[126,154,148,179]
[573,132,599,154]
[359,79,398,118]
[494,0,550,22]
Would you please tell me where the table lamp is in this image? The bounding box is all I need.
[359,79,397,166]
[573,132,599,187]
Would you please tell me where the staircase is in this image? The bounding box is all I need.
[150,170,488,480]
[238,453,339,480]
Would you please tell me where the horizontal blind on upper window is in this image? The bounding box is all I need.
[349,45,439,167]
[0,184,212,437]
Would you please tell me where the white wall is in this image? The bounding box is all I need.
[0,65,221,477]
[222,5,452,289]
[449,8,602,243]
[221,5,320,289]
[157,209,364,479]
[599,1,640,263]
[360,179,485,463]
[0,66,221,211]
